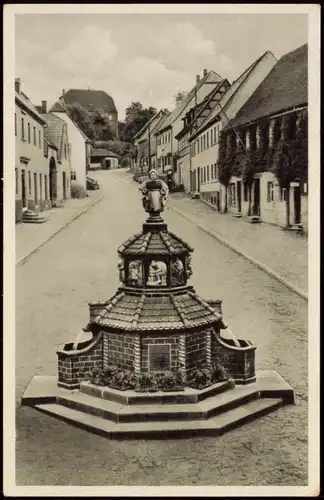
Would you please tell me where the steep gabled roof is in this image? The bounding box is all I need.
[50,100,92,142]
[59,88,117,114]
[190,51,276,140]
[175,79,230,140]
[156,70,223,135]
[133,109,170,141]
[41,113,66,152]
[224,44,308,130]
[15,90,47,125]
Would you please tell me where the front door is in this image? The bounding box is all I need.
[253,178,260,216]
[21,170,27,210]
[237,181,242,213]
[216,191,221,211]
[63,172,67,199]
[293,185,301,224]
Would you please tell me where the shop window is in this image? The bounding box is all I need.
[267,182,274,202]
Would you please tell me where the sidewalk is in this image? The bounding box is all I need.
[16,190,103,265]
[168,193,308,299]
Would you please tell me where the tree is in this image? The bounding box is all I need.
[174,90,187,105]
[122,101,157,143]
[66,103,114,141]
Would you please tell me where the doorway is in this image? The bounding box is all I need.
[253,178,260,216]
[21,170,27,210]
[62,172,67,200]
[49,157,57,206]
[237,181,242,213]
[293,185,301,224]
[216,191,221,211]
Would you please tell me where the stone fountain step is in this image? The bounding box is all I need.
[33,397,284,440]
[79,379,232,405]
[56,384,261,423]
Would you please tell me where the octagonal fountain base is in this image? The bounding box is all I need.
[22,370,294,440]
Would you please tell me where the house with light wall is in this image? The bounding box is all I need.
[133,109,170,175]
[154,69,224,181]
[220,44,308,231]
[15,78,49,223]
[50,100,91,190]
[38,102,72,206]
[188,51,277,212]
[174,78,230,193]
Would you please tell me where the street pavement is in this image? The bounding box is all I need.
[15,170,308,486]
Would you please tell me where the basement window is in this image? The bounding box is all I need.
[148,344,171,371]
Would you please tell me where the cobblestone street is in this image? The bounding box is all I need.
[16,170,308,486]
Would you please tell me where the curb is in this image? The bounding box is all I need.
[169,204,308,302]
[16,194,104,267]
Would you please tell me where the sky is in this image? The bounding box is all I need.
[15,13,308,120]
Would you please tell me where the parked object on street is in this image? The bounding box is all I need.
[86,176,100,190]
[22,168,295,439]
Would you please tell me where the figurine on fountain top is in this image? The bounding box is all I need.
[139,169,169,216]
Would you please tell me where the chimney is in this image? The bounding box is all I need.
[41,100,47,113]
[196,75,200,85]
[203,68,208,78]
[15,78,21,93]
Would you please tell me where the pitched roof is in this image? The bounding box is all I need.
[59,89,117,114]
[91,289,222,332]
[91,148,118,158]
[15,90,47,125]
[156,70,223,134]
[133,110,165,140]
[49,101,92,142]
[191,51,276,139]
[41,113,65,151]
[118,230,193,256]
[224,44,308,130]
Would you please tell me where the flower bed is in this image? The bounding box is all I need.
[188,360,231,390]
[87,367,185,392]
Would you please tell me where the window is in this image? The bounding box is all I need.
[207,165,210,182]
[200,168,203,184]
[15,168,18,194]
[206,133,209,149]
[21,117,25,140]
[203,135,206,150]
[243,182,249,202]
[64,143,67,159]
[28,122,31,143]
[33,127,36,145]
[71,171,77,180]
[267,182,274,202]
[15,113,17,136]
[39,130,41,148]
[215,164,219,180]
[28,171,32,195]
[210,129,213,146]
[39,174,43,201]
[204,167,206,183]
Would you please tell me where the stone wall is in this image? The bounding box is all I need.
[211,332,256,384]
[57,334,103,388]
[103,332,134,371]
[141,335,179,372]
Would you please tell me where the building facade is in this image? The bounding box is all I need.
[220,44,308,231]
[15,79,49,222]
[188,51,278,211]
[155,70,224,183]
[50,101,91,190]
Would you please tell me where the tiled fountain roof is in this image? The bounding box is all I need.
[118,231,193,256]
[91,290,222,332]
